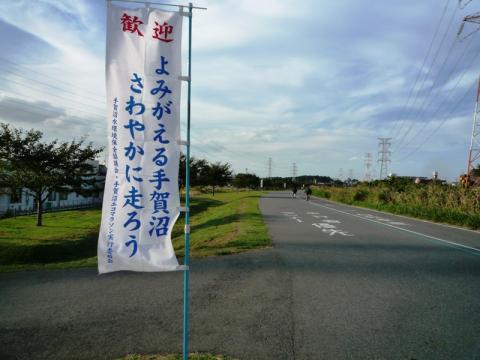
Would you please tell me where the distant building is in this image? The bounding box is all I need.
[0,161,106,216]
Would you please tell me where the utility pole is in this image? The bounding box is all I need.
[338,168,344,181]
[458,15,480,179]
[267,157,272,178]
[378,138,392,179]
[292,162,298,182]
[348,168,354,180]
[364,152,373,181]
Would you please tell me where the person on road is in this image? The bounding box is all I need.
[292,185,298,198]
[305,185,312,201]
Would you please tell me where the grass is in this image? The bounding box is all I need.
[0,209,101,270]
[0,191,270,272]
[172,192,270,258]
[312,184,480,229]
[118,353,236,360]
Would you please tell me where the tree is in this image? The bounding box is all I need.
[179,154,232,194]
[233,173,260,189]
[0,123,103,226]
[179,154,210,187]
[206,162,232,196]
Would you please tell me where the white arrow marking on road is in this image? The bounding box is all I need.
[322,229,354,236]
[312,223,336,229]
[312,223,354,236]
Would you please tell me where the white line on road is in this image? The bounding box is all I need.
[309,201,480,256]
[312,195,480,235]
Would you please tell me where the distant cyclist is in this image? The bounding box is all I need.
[292,185,298,198]
[305,185,312,201]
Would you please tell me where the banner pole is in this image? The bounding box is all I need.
[183,3,193,360]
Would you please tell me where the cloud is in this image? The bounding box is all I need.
[0,94,105,146]
[0,95,65,124]
[0,19,60,63]
[0,0,478,181]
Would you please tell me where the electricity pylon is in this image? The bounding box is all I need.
[292,162,297,182]
[467,77,480,178]
[364,152,373,181]
[378,138,392,179]
[459,13,480,178]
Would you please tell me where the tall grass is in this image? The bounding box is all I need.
[312,182,480,229]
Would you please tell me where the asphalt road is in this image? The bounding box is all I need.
[1,192,479,359]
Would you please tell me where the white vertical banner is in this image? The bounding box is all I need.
[98,3,183,273]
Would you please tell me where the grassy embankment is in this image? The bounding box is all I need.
[312,183,480,229]
[0,191,269,272]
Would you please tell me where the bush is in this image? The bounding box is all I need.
[377,190,392,203]
[312,183,480,229]
[337,190,352,204]
[353,189,369,202]
[313,189,330,198]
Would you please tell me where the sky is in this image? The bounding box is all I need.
[0,0,479,181]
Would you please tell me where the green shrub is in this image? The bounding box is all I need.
[353,189,369,202]
[313,189,330,198]
[337,190,352,203]
[312,183,480,229]
[377,190,392,203]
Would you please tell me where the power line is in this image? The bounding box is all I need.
[0,57,307,178]
[0,90,105,118]
[459,0,473,10]
[0,59,104,104]
[0,94,265,174]
[0,79,106,118]
[394,31,478,154]
[399,39,480,156]
[189,135,275,171]
[397,78,476,160]
[392,2,458,142]
[393,36,460,151]
[0,87,280,177]
[395,40,480,157]
[0,70,105,111]
[388,0,451,138]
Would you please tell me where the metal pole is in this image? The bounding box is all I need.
[183,3,193,360]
